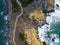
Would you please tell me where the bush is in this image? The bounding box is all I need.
[26,14,29,18]
[25,41,28,45]
[20,0,34,7]
[11,0,19,12]
[32,16,35,19]
[19,32,25,41]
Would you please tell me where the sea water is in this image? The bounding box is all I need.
[0,0,9,45]
[38,0,60,45]
[47,0,60,45]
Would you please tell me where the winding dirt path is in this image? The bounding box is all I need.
[13,0,23,45]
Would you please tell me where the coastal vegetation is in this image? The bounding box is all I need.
[19,0,34,7]
[25,41,28,45]
[32,16,35,20]
[26,14,29,18]
[11,0,19,12]
[19,32,25,41]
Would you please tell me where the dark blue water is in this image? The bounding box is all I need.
[50,21,60,37]
[47,21,60,38]
[0,0,9,45]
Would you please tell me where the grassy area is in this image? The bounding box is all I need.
[11,0,19,12]
[20,0,34,7]
[19,32,25,41]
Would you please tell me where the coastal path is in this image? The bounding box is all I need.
[13,0,23,45]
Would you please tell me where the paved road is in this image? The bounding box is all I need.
[13,0,23,45]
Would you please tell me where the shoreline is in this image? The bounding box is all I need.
[37,0,60,45]
[3,0,9,15]
[3,0,12,45]
[0,0,11,45]
[3,0,12,16]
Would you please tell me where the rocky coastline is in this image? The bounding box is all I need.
[3,0,12,45]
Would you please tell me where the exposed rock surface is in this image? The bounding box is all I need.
[29,8,46,26]
[41,0,54,13]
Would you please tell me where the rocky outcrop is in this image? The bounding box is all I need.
[29,8,46,26]
[41,0,54,13]
[24,28,43,45]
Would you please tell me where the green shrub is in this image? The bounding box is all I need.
[20,0,34,7]
[32,16,35,19]
[19,32,25,41]
[11,0,19,12]
[25,41,28,45]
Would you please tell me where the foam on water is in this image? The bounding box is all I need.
[0,12,3,15]
[0,0,9,45]
[4,16,8,21]
[38,24,49,42]
[38,0,60,45]
[5,40,9,45]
